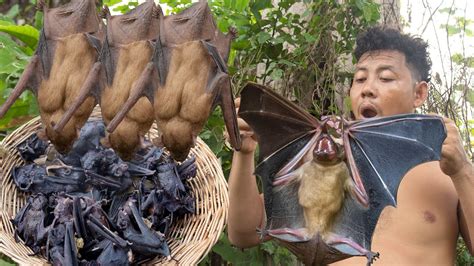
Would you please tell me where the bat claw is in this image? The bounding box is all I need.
[228,27,238,39]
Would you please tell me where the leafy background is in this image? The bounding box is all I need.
[0,0,472,265]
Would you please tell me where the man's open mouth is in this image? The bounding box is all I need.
[359,104,378,119]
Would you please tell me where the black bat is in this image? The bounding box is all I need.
[11,193,51,254]
[238,83,446,265]
[116,198,170,259]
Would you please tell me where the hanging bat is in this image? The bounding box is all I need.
[0,0,105,154]
[106,1,241,161]
[54,0,160,160]
[238,83,447,265]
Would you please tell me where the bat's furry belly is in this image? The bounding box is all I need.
[297,161,350,238]
[153,41,214,160]
[101,41,154,159]
[37,34,97,153]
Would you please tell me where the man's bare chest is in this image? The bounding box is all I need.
[373,162,459,246]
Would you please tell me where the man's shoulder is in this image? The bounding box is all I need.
[406,160,450,180]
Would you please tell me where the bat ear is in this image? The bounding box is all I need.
[413,81,428,108]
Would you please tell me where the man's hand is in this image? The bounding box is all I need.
[439,117,472,180]
[225,98,257,154]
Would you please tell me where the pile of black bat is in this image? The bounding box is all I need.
[11,120,196,265]
[0,0,241,162]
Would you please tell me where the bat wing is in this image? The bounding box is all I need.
[332,114,446,255]
[239,83,320,233]
[239,82,319,163]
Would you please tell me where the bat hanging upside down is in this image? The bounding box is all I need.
[0,0,105,154]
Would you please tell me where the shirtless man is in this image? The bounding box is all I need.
[227,26,473,265]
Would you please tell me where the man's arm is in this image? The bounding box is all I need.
[227,98,265,248]
[440,118,474,254]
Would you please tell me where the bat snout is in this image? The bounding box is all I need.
[313,135,341,165]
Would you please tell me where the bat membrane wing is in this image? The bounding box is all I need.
[239,83,319,163]
[333,114,446,252]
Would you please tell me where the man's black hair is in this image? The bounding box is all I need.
[354,26,432,82]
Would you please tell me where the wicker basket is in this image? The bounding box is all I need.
[0,113,229,265]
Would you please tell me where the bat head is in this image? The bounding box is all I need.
[313,117,344,165]
[43,0,103,39]
[30,193,48,211]
[53,194,74,223]
[161,1,234,60]
[13,164,46,191]
[106,0,161,46]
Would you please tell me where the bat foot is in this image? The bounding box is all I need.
[325,233,378,263]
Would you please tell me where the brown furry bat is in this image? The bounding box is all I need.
[98,1,160,160]
[107,1,241,161]
[55,0,160,160]
[0,0,105,154]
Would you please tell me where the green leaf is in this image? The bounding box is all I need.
[0,35,30,74]
[270,68,283,80]
[234,0,250,12]
[278,59,297,67]
[303,32,317,42]
[467,90,474,108]
[103,0,122,6]
[466,28,473,37]
[438,7,454,14]
[250,0,272,12]
[34,11,43,30]
[0,20,13,26]
[6,4,19,19]
[451,53,463,64]
[211,234,249,263]
[0,24,39,49]
[256,31,271,44]
[443,24,462,35]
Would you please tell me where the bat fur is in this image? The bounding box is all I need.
[101,41,155,159]
[296,161,352,238]
[38,34,97,153]
[153,41,215,161]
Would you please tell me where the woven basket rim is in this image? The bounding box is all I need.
[0,114,229,265]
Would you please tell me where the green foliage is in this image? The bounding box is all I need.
[0,17,39,134]
[0,253,15,266]
[199,232,297,266]
[424,4,474,160]
[208,0,379,117]
[108,0,139,13]
[456,237,474,266]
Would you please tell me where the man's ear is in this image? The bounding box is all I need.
[413,81,428,108]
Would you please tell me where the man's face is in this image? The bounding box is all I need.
[350,50,426,120]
